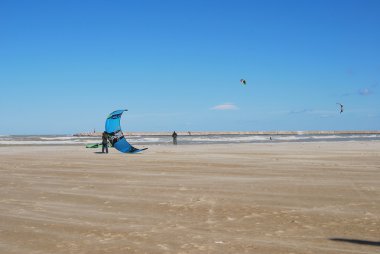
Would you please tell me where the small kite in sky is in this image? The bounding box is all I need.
[240,79,247,86]
[336,103,344,114]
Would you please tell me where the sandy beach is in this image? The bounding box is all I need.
[0,141,379,254]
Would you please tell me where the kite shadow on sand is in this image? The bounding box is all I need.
[330,238,380,247]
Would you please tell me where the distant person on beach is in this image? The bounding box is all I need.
[172,131,178,145]
[102,132,109,153]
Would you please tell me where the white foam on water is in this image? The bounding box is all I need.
[126,135,142,138]
[40,136,77,140]
[130,137,163,143]
[309,134,380,140]
[190,135,270,142]
[0,140,81,145]
[272,136,300,141]
[1,134,379,145]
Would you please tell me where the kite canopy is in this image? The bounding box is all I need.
[240,79,246,85]
[336,103,344,114]
[105,110,147,153]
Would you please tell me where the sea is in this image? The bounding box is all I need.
[1,133,380,146]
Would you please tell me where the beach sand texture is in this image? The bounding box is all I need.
[0,142,379,254]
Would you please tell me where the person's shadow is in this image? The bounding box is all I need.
[94,152,106,154]
[330,238,380,247]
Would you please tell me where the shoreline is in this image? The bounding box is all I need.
[1,139,380,147]
[73,130,380,137]
[2,132,380,147]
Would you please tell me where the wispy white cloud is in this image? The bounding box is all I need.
[335,82,378,97]
[358,87,374,96]
[210,103,239,110]
[367,113,379,118]
[357,82,378,96]
[288,109,337,117]
[359,88,372,96]
[288,109,312,115]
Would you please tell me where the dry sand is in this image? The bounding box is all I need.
[0,142,379,254]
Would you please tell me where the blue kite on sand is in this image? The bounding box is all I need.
[105,109,147,153]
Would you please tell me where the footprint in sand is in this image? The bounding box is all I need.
[157,244,169,250]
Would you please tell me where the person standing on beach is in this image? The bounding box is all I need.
[172,131,178,145]
[102,131,109,153]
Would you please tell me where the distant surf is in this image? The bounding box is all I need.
[1,132,380,146]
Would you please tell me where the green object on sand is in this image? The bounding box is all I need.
[86,142,113,149]
[86,143,101,148]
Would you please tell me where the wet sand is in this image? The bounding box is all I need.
[0,142,379,253]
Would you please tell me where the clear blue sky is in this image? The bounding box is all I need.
[0,0,379,134]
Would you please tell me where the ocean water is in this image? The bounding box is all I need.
[0,133,380,146]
